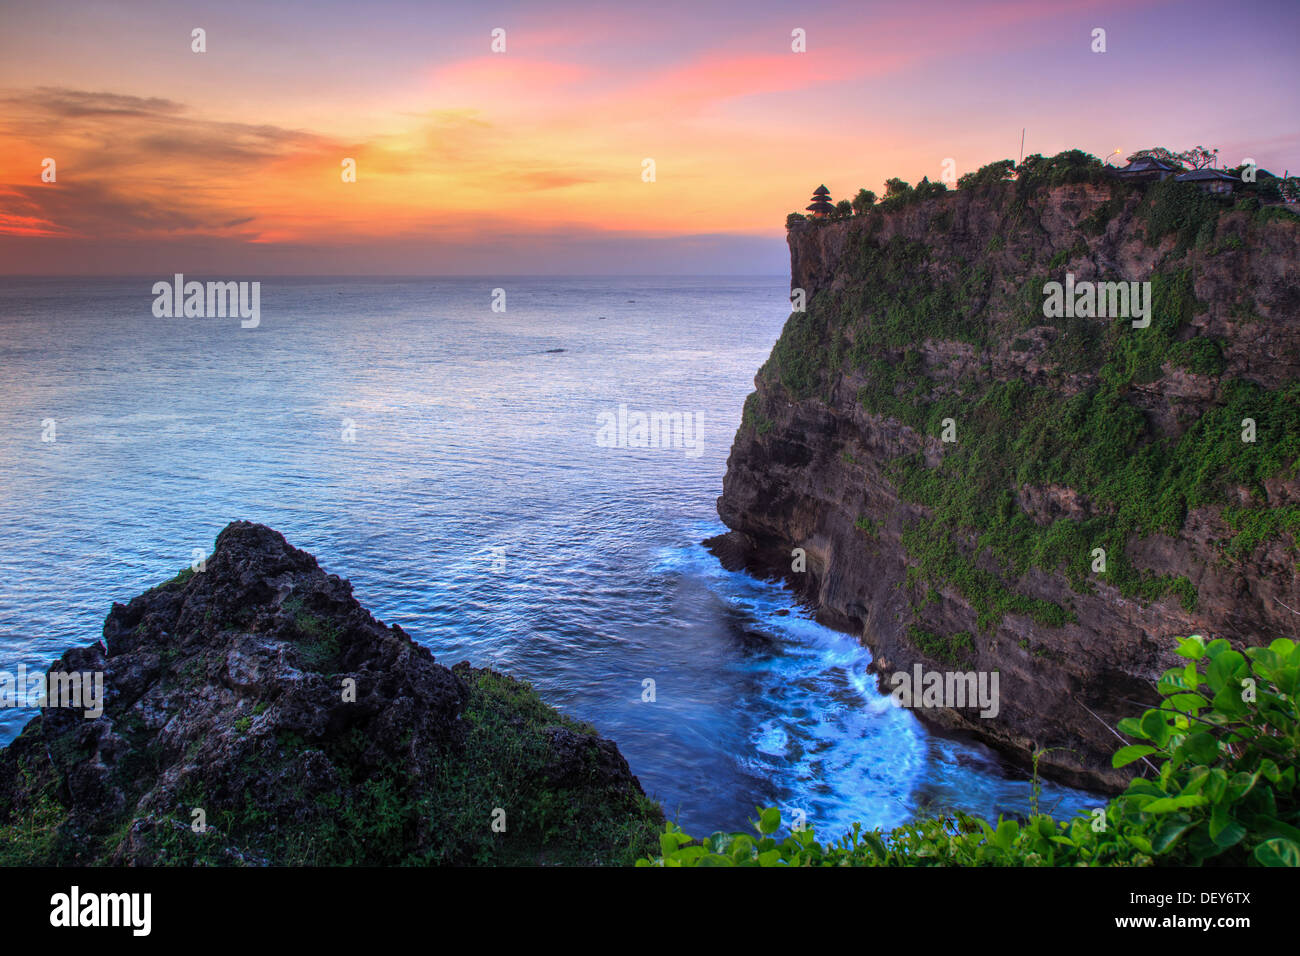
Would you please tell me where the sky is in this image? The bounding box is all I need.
[0,0,1296,275]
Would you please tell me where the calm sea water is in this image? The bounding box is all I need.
[0,276,1094,837]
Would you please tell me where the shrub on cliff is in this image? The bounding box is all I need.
[877,177,914,211]
[1144,178,1225,252]
[912,176,948,201]
[851,188,877,214]
[958,158,1016,191]
[641,635,1299,866]
[1014,150,1108,193]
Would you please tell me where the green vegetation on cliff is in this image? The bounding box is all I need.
[758,150,1299,643]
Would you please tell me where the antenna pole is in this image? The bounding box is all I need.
[1019,128,1025,165]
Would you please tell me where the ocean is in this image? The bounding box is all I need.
[0,275,1094,837]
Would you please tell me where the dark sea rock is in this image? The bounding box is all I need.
[0,521,661,865]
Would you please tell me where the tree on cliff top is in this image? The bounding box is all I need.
[1128,145,1219,170]
[912,176,948,200]
[957,158,1015,190]
[883,177,911,199]
[1179,145,1218,169]
[851,188,877,214]
[1126,147,1188,170]
[1015,150,1107,190]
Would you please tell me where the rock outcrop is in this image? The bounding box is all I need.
[0,521,661,865]
[710,174,1299,790]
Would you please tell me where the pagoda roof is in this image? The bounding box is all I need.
[1175,168,1236,182]
[1117,157,1182,174]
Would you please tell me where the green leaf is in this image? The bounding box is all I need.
[1179,732,1219,765]
[1209,807,1246,848]
[1207,650,1244,692]
[1127,834,1153,854]
[1168,692,1207,713]
[730,834,754,861]
[1142,795,1209,814]
[1201,768,1228,804]
[1113,744,1158,768]
[992,819,1019,849]
[758,807,781,836]
[660,830,690,857]
[1139,709,1170,746]
[1116,716,1148,740]
[1254,838,1300,867]
[1123,779,1168,802]
[1212,684,1247,717]
[1275,665,1300,697]
[1152,819,1195,853]
[1267,637,1295,658]
[1204,638,1231,660]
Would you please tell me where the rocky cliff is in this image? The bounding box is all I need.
[710,169,1299,790]
[0,522,661,865]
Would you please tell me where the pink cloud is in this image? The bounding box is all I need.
[426,56,593,95]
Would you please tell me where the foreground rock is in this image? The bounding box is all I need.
[0,522,661,865]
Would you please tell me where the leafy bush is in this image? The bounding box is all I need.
[1109,635,1299,864]
[1167,336,1226,376]
[958,159,1015,191]
[851,188,877,214]
[878,177,914,211]
[912,176,948,201]
[1145,179,1224,253]
[1015,150,1108,193]
[639,635,1300,867]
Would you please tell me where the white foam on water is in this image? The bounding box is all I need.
[651,522,1098,839]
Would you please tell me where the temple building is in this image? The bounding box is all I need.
[806,184,835,219]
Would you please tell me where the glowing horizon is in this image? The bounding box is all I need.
[1,0,1297,274]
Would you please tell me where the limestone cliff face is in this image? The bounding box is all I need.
[711,181,1299,791]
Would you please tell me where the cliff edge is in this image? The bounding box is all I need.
[711,172,1299,790]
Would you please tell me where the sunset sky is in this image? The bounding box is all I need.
[1,0,1296,274]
